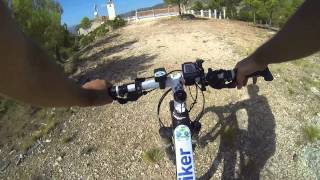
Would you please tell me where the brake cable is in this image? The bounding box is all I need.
[157,84,205,127]
[194,83,205,122]
[157,88,172,128]
[167,70,182,75]
[188,84,198,112]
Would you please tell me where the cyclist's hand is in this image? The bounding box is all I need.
[235,57,267,89]
[82,79,113,106]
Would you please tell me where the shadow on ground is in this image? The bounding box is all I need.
[72,33,156,84]
[80,33,121,53]
[197,84,276,180]
[74,54,156,85]
[82,40,138,62]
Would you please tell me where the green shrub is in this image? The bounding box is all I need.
[0,99,17,117]
[80,17,91,29]
[303,126,320,142]
[59,47,74,60]
[92,24,109,38]
[79,35,94,47]
[238,10,252,22]
[107,16,126,30]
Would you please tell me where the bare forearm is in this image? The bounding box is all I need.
[0,3,106,107]
[251,0,320,65]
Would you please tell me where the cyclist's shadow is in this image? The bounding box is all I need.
[197,84,276,180]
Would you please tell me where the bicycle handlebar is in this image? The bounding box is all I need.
[206,67,273,89]
[108,60,273,103]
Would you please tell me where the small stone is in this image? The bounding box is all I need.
[53,162,59,167]
[310,87,320,96]
[44,139,51,143]
[57,156,63,162]
[293,153,298,162]
[155,164,159,168]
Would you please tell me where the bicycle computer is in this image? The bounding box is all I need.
[182,62,200,86]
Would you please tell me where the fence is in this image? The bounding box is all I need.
[124,6,227,22]
[125,6,180,21]
[186,8,227,19]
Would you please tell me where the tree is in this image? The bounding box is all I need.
[262,0,281,26]
[243,0,262,24]
[164,0,189,15]
[273,0,303,27]
[80,17,91,30]
[223,0,241,18]
[9,0,67,61]
[208,0,224,11]
[193,1,204,11]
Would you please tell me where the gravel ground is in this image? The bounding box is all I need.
[1,18,319,179]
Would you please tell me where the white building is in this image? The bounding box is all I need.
[107,0,116,20]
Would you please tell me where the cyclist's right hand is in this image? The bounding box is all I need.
[235,57,267,89]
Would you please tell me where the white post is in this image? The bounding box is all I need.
[200,10,204,17]
[219,12,222,19]
[135,10,138,20]
[223,7,226,19]
[214,9,217,19]
[209,9,212,18]
[183,6,186,14]
[191,10,195,15]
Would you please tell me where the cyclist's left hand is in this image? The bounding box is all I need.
[82,79,113,106]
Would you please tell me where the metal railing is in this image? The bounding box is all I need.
[186,8,227,19]
[125,6,180,21]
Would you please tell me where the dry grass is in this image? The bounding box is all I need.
[142,148,164,163]
[21,116,58,152]
[303,126,320,143]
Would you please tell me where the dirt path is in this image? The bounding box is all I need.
[2,18,319,179]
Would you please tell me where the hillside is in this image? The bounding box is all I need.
[1,18,319,179]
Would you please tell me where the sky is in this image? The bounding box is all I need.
[58,0,163,26]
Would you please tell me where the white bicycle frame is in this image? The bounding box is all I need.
[124,73,196,179]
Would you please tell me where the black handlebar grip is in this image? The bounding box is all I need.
[108,86,118,100]
[247,67,274,81]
